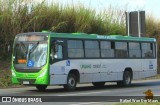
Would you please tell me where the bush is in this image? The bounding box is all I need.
[0,0,160,69]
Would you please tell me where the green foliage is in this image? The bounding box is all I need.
[0,0,160,65]
[0,70,11,87]
[0,0,126,59]
[0,61,10,87]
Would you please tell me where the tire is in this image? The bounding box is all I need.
[117,71,132,87]
[92,82,105,87]
[36,85,47,91]
[63,74,77,91]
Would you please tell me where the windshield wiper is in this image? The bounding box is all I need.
[29,41,39,54]
[20,42,27,54]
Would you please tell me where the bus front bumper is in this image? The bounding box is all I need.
[12,69,49,85]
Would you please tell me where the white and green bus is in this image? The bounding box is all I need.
[11,32,157,91]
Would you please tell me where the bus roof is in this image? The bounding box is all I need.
[20,32,156,42]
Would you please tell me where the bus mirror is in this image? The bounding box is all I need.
[54,54,58,59]
[52,41,58,52]
[50,53,53,62]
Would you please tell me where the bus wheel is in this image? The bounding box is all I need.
[117,71,132,87]
[92,82,105,87]
[64,74,77,91]
[36,85,47,91]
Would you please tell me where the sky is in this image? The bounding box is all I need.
[43,0,160,20]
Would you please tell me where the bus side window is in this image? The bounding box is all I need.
[151,43,156,58]
[142,43,153,58]
[50,43,63,61]
[50,41,56,61]
[56,45,63,59]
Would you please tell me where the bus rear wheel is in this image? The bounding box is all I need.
[117,71,132,87]
[63,73,77,91]
[92,82,105,87]
[36,85,47,91]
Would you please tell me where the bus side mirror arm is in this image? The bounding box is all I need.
[55,44,58,52]
[50,53,53,63]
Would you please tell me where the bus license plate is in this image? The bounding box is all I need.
[23,81,29,84]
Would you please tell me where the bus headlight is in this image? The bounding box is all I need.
[38,69,47,78]
[12,69,16,77]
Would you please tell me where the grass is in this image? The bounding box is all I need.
[0,61,22,88]
[0,0,159,69]
[0,69,11,88]
[0,61,11,88]
[0,0,159,60]
[144,74,160,80]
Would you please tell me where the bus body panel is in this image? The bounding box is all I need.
[11,33,50,85]
[12,64,49,85]
[49,58,157,85]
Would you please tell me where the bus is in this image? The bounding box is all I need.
[11,32,157,91]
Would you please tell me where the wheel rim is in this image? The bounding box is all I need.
[68,77,75,87]
[125,73,131,85]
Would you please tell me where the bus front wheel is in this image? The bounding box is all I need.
[36,85,47,91]
[63,73,77,91]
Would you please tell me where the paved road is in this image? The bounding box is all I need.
[0,79,160,105]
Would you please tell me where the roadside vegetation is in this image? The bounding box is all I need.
[0,61,11,87]
[0,0,160,88]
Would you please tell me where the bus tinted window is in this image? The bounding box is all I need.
[85,41,100,58]
[57,45,63,59]
[68,40,84,58]
[142,43,154,58]
[100,41,114,57]
[115,42,128,58]
[129,42,141,58]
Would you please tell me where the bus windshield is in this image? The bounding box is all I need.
[13,35,48,68]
